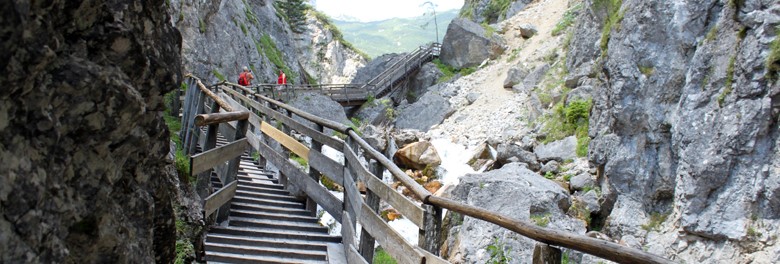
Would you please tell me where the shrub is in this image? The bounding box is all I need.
[551,3,582,36]
[486,237,512,264]
[595,0,624,52]
[530,213,551,227]
[374,247,397,264]
[640,212,669,232]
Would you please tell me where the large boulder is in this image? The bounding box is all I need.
[404,62,443,103]
[1,0,182,262]
[503,64,530,88]
[351,53,405,85]
[443,163,584,263]
[393,141,442,170]
[512,63,550,93]
[395,92,454,132]
[535,136,578,162]
[496,142,540,171]
[439,18,506,69]
[287,92,350,131]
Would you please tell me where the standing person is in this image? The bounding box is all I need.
[238,66,254,86]
[276,70,287,100]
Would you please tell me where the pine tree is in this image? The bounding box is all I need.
[280,0,308,33]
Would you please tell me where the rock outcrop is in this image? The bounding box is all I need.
[1,0,181,262]
[460,0,535,24]
[443,163,584,263]
[295,12,367,84]
[567,0,780,261]
[440,18,507,69]
[395,91,454,131]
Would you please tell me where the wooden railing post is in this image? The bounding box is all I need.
[533,243,562,264]
[216,118,249,223]
[359,159,384,263]
[419,204,443,255]
[188,90,207,155]
[195,100,222,200]
[306,123,324,216]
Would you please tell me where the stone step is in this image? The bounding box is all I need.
[210,226,341,243]
[229,216,328,233]
[231,209,318,224]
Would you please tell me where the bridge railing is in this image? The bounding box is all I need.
[363,43,441,98]
[243,82,370,106]
[183,75,673,264]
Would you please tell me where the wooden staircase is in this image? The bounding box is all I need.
[203,137,342,263]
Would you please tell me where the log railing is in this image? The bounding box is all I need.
[181,75,673,264]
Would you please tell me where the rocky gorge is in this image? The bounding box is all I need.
[1,0,779,263]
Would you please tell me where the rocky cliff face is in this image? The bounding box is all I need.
[567,0,780,261]
[1,0,181,262]
[461,0,535,24]
[169,0,365,85]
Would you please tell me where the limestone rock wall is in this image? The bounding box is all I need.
[567,0,780,261]
[1,0,181,262]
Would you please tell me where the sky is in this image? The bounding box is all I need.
[313,0,464,22]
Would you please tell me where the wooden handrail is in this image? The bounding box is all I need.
[186,74,234,112]
[195,111,249,126]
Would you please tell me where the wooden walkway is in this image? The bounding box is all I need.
[177,65,674,263]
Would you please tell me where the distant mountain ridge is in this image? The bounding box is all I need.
[333,9,459,58]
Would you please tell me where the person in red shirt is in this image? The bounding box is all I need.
[237,66,254,86]
[276,70,287,99]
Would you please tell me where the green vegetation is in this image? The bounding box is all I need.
[373,247,397,264]
[719,54,737,106]
[320,174,342,191]
[290,153,307,167]
[544,171,556,180]
[257,34,297,84]
[639,65,655,76]
[766,26,780,81]
[245,7,259,25]
[175,240,195,264]
[541,99,592,158]
[486,237,512,264]
[311,10,371,60]
[568,200,591,226]
[563,174,573,182]
[199,18,207,33]
[506,47,522,62]
[212,69,226,82]
[530,213,551,227]
[747,226,762,238]
[552,3,582,36]
[595,0,624,52]
[640,212,669,232]
[163,86,191,181]
[482,22,497,38]
[275,0,308,33]
[240,23,248,35]
[705,25,718,43]
[562,251,570,264]
[433,58,477,83]
[348,117,364,136]
[484,0,512,23]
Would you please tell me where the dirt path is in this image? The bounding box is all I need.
[428,0,572,146]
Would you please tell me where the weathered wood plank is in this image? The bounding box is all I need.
[195,111,249,126]
[342,149,362,224]
[342,211,356,247]
[533,243,562,264]
[359,160,383,262]
[191,138,248,176]
[259,121,309,161]
[203,180,237,216]
[255,135,343,223]
[308,150,344,185]
[347,245,369,264]
[221,85,344,150]
[364,174,424,227]
[359,203,424,264]
[419,204,443,255]
[415,246,449,264]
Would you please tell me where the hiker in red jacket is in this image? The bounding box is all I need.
[276,70,287,99]
[238,66,254,86]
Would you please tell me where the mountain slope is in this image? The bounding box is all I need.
[334,9,459,58]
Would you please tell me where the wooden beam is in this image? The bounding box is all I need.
[203,180,237,216]
[191,138,248,176]
[309,150,344,185]
[347,245,369,264]
[186,74,233,112]
[359,203,424,264]
[533,243,561,264]
[415,246,449,264]
[195,111,249,126]
[259,121,309,161]
[426,196,674,264]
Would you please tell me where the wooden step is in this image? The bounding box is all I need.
[205,250,327,264]
[206,233,329,251]
[231,202,312,216]
[209,226,341,243]
[231,196,304,209]
[235,189,304,203]
[205,242,327,261]
[230,209,318,223]
[229,217,328,233]
[237,176,281,187]
[237,184,292,196]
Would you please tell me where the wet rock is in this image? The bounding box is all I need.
[468,143,497,171]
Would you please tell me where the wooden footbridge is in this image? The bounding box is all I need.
[175,58,673,264]
[243,43,441,106]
